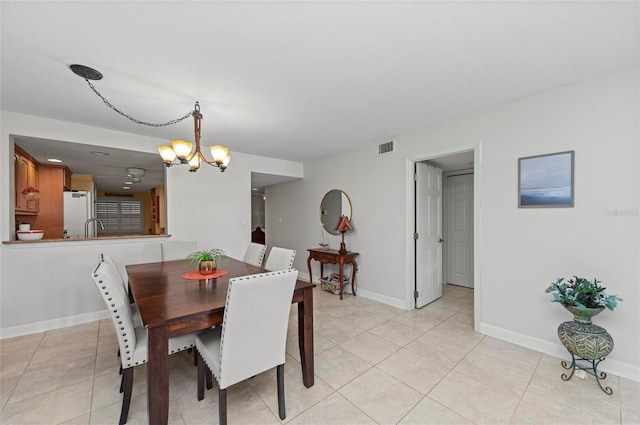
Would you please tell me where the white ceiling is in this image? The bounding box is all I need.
[423,151,474,173]
[1,1,638,190]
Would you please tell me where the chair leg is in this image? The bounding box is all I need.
[119,367,134,425]
[218,387,227,425]
[206,369,213,390]
[197,351,205,401]
[277,364,286,420]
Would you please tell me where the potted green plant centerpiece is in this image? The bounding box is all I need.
[545,276,622,394]
[186,248,225,275]
[545,276,622,322]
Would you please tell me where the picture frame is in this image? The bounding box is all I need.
[518,150,574,208]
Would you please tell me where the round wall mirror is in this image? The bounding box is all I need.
[320,190,352,235]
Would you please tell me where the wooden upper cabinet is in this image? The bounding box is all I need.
[46,164,73,191]
[63,166,72,191]
[14,145,39,214]
[33,164,73,239]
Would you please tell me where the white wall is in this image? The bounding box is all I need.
[0,111,302,337]
[266,66,640,380]
[165,151,302,260]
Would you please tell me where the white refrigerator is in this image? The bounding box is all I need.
[63,191,95,238]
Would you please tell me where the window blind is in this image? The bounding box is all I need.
[96,197,144,235]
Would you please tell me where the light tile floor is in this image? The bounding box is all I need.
[1,284,638,424]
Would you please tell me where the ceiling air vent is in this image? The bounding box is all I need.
[378,141,394,155]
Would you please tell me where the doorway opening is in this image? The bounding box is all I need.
[250,172,301,245]
[413,149,476,310]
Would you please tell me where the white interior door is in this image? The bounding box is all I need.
[446,174,474,288]
[415,163,443,308]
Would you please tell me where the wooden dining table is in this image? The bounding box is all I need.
[126,257,315,425]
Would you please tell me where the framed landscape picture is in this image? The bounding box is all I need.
[518,151,574,208]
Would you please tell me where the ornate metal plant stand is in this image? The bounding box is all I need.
[557,306,614,395]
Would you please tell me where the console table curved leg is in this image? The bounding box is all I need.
[351,262,358,296]
[339,263,344,300]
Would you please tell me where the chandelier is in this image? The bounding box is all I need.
[157,102,230,172]
[70,64,230,173]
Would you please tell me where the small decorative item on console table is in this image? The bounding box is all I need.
[545,276,622,394]
[307,248,358,300]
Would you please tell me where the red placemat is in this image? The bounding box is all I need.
[182,269,229,280]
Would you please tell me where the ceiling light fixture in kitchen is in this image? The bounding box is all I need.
[127,168,146,183]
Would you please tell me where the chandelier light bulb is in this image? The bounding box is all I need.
[221,153,231,169]
[172,139,193,159]
[188,154,201,171]
[158,145,177,164]
[210,145,229,163]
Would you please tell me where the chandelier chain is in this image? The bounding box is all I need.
[85,79,194,127]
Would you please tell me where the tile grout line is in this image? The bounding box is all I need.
[506,353,545,425]
[84,321,103,425]
[2,331,45,408]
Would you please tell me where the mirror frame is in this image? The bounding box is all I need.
[320,189,352,235]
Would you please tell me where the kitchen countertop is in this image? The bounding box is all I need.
[3,234,171,244]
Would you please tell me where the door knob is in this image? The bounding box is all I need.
[438,238,444,243]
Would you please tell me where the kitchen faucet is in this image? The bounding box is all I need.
[84,218,105,238]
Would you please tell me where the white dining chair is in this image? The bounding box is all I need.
[101,254,141,326]
[161,240,197,261]
[263,247,296,271]
[195,269,299,425]
[242,242,267,267]
[90,256,197,425]
[101,253,144,377]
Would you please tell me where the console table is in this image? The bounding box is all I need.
[307,248,359,299]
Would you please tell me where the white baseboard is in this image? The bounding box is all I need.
[298,271,311,283]
[479,322,640,383]
[0,310,109,340]
[354,288,407,309]
[301,272,407,310]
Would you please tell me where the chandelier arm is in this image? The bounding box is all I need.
[85,79,194,127]
[198,154,221,166]
[193,110,222,166]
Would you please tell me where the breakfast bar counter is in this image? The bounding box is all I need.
[2,233,170,244]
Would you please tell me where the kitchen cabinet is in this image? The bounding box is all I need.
[32,165,72,239]
[14,145,39,214]
[63,166,72,190]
